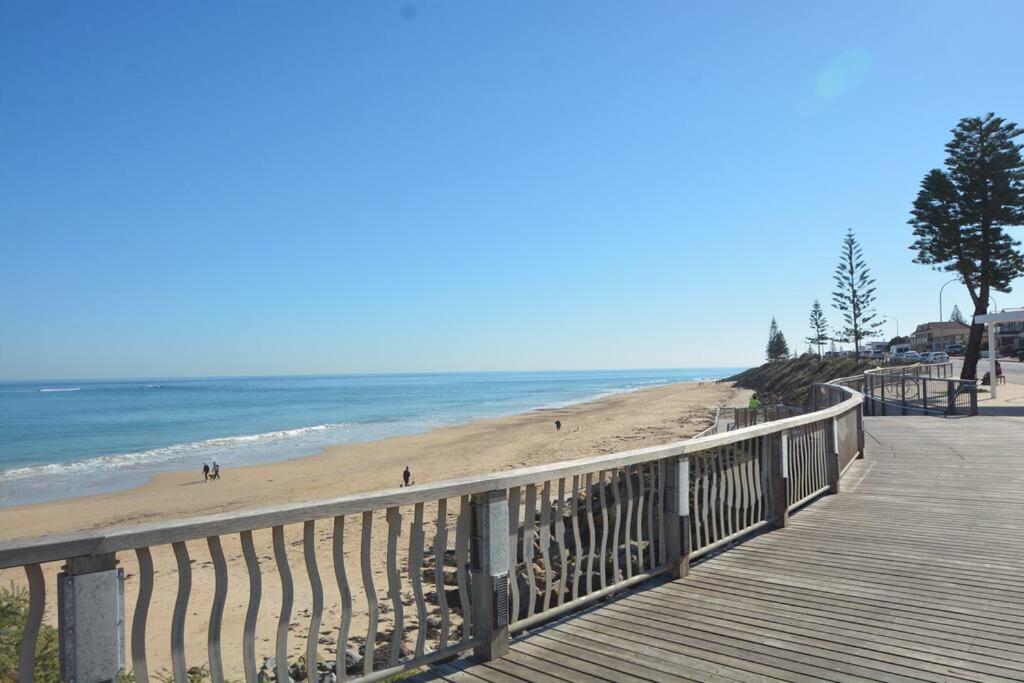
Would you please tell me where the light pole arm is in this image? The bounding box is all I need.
[939,278,959,323]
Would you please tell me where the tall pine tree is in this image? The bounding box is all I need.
[949,304,966,325]
[766,317,790,362]
[832,229,882,356]
[806,300,829,356]
[909,113,1024,379]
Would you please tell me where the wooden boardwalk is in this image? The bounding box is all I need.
[413,416,1024,682]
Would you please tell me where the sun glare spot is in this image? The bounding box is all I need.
[814,48,872,99]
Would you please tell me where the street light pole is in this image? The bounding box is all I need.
[939,278,959,323]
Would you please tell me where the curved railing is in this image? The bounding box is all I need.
[0,383,864,683]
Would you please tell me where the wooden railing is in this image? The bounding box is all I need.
[1,384,864,683]
[730,404,803,430]
[862,362,978,416]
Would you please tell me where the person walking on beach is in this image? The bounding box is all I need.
[555,419,562,431]
[202,463,210,481]
[211,462,221,480]
[403,466,411,487]
[748,393,761,411]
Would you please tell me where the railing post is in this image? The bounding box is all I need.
[922,379,929,414]
[58,553,125,682]
[970,382,978,416]
[881,377,887,416]
[470,489,510,662]
[856,406,865,458]
[766,431,789,529]
[665,455,691,579]
[826,418,841,494]
[865,374,873,416]
[901,376,907,415]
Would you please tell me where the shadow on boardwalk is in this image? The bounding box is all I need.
[413,415,1024,682]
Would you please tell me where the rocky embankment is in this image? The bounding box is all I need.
[726,355,871,406]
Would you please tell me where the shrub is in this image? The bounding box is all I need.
[0,582,60,682]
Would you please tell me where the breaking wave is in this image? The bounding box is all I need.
[1,422,352,481]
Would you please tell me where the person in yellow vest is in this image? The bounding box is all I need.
[748,393,761,410]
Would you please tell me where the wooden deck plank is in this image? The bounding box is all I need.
[627,590,1024,680]
[661,579,1024,668]
[588,603,967,683]
[681,571,1024,648]
[537,622,775,683]
[511,639,653,683]
[410,416,1024,683]
[551,615,829,683]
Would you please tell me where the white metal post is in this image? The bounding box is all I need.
[988,321,997,399]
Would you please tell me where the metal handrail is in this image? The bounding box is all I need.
[693,406,722,438]
[862,363,978,417]
[863,361,954,378]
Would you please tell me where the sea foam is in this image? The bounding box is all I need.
[1,422,353,481]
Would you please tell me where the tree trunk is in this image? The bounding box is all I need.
[961,302,988,380]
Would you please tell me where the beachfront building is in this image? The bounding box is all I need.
[909,321,969,353]
[995,307,1024,353]
[866,341,888,355]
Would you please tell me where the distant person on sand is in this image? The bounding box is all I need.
[749,393,761,410]
[403,466,411,487]
[211,462,221,480]
[555,419,561,431]
[202,463,210,481]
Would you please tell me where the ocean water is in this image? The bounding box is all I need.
[0,368,741,507]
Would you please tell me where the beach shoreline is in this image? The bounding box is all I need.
[0,369,742,509]
[0,378,747,675]
[0,379,745,541]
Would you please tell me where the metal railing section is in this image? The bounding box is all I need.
[862,362,977,417]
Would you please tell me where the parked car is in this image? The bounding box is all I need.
[927,351,950,362]
[945,343,965,356]
[899,351,922,362]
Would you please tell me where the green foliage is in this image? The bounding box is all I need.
[831,229,881,355]
[949,304,966,324]
[766,317,790,362]
[886,335,910,348]
[909,113,1024,378]
[0,582,60,682]
[806,300,829,356]
[1,583,227,683]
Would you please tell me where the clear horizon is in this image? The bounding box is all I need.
[3,1,1024,381]
[2,364,747,384]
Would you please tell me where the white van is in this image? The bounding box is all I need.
[889,344,912,357]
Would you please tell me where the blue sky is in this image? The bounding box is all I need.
[3,2,1024,380]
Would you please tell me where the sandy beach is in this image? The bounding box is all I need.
[1,379,747,676]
